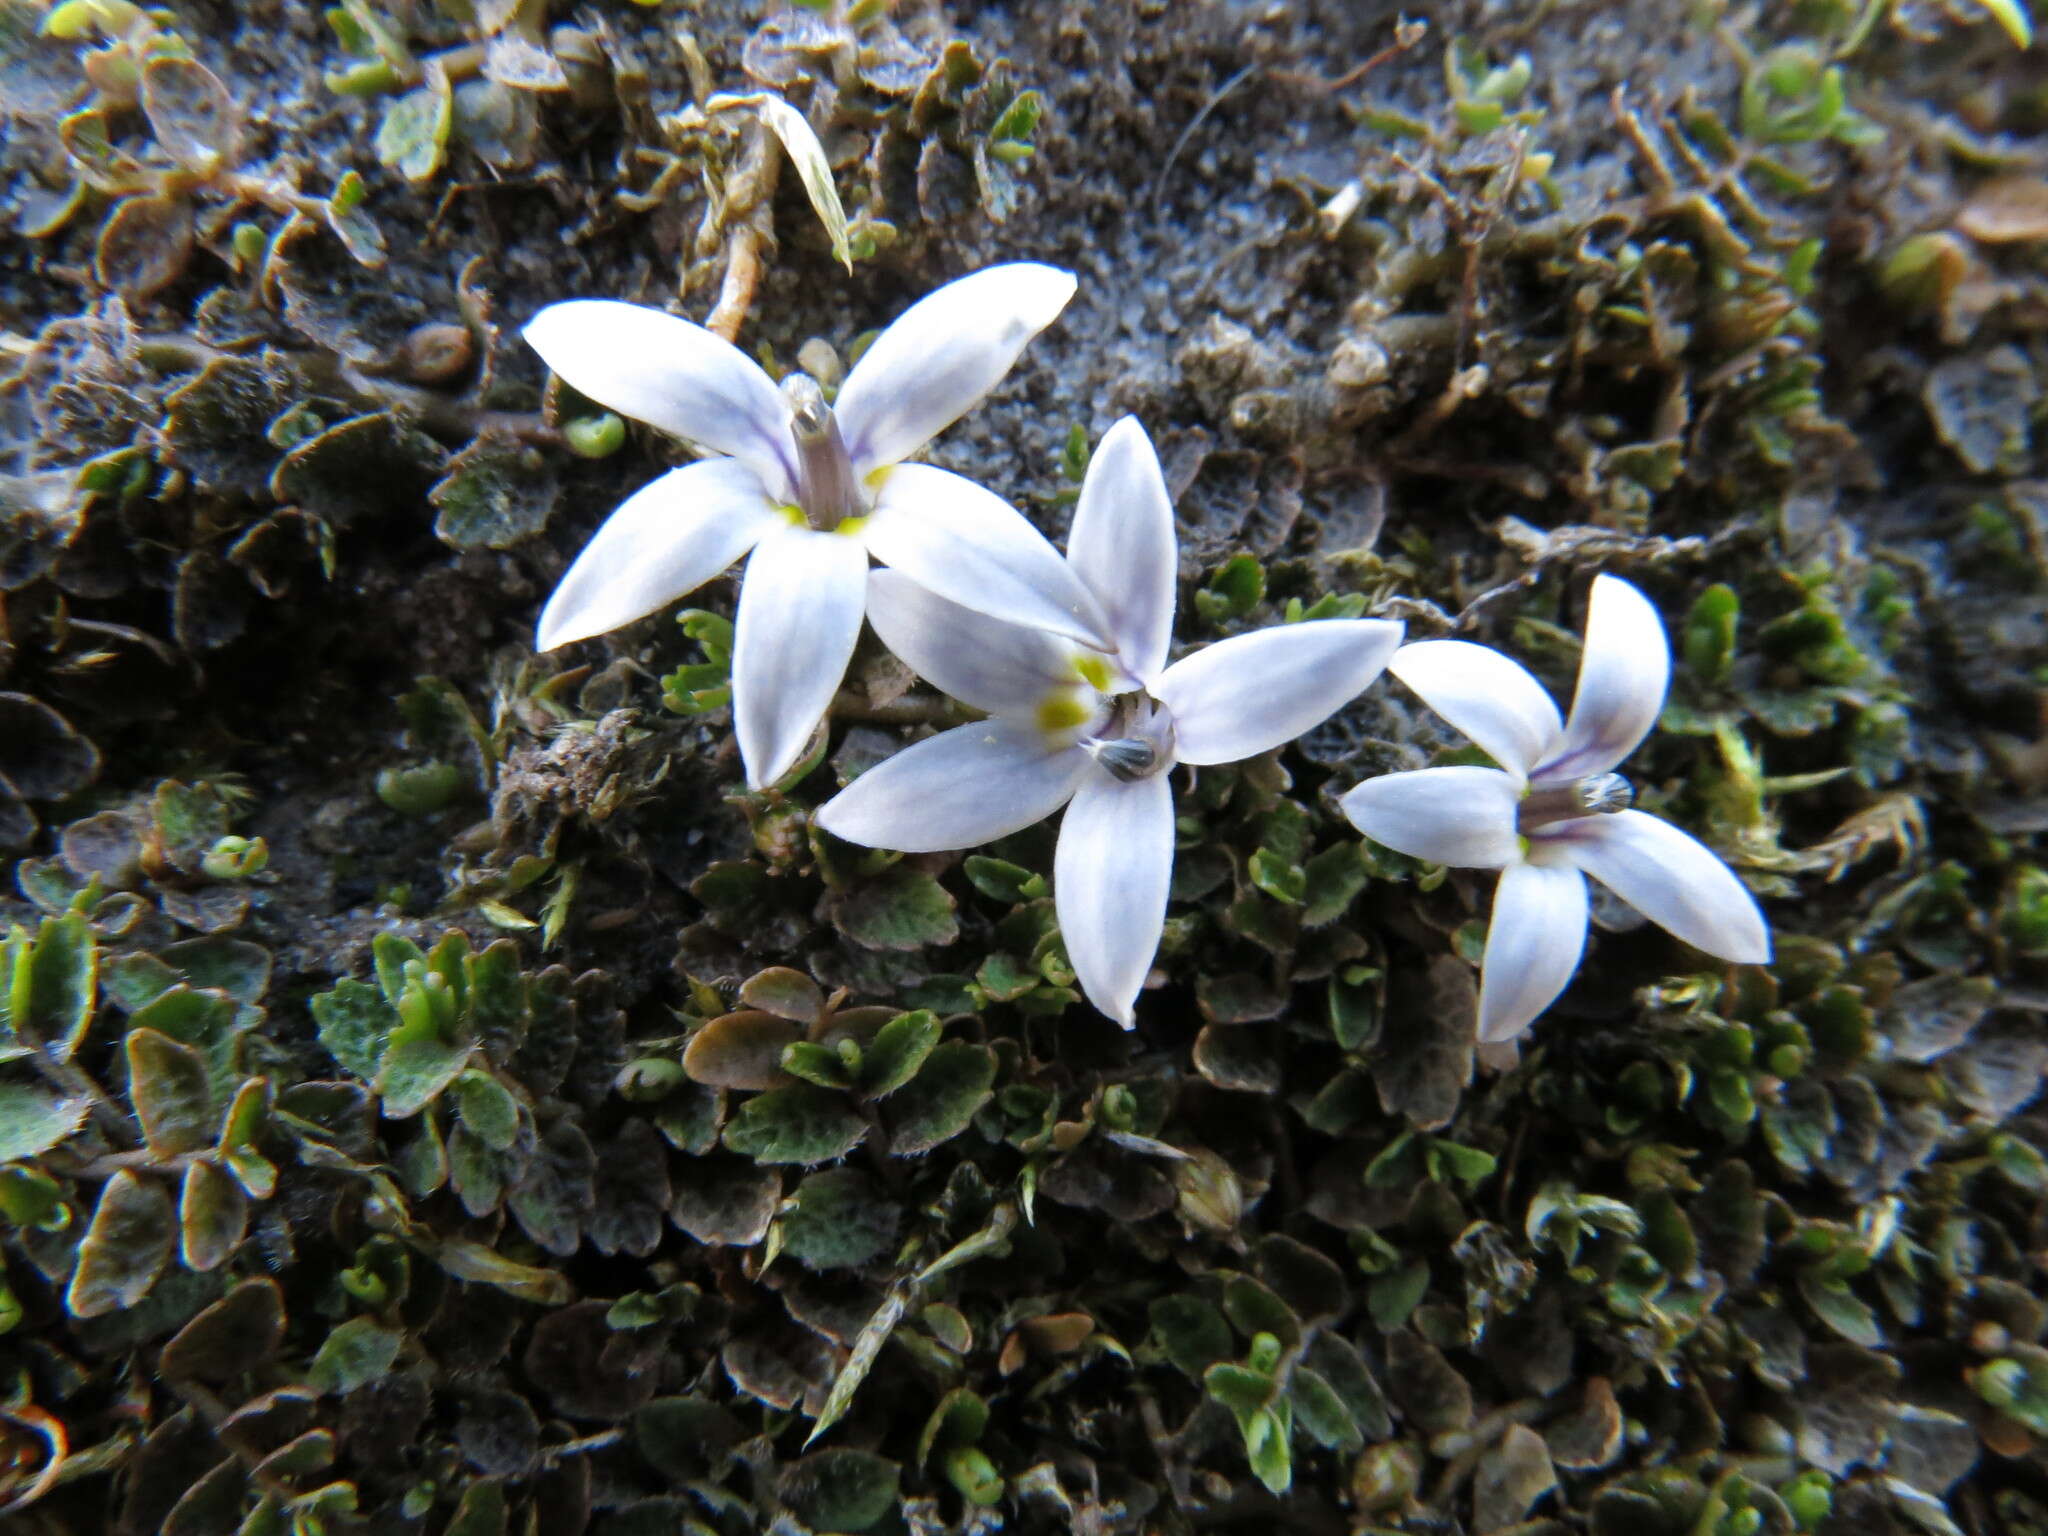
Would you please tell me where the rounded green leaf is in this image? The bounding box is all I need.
[0,1083,89,1162]
[723,1084,867,1166]
[179,1158,248,1273]
[306,1316,403,1394]
[782,1169,900,1270]
[127,1026,214,1154]
[884,1041,994,1156]
[376,78,452,183]
[66,1169,175,1319]
[861,1011,941,1099]
[777,1448,901,1533]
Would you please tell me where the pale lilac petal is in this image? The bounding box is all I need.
[732,525,868,789]
[815,720,1090,853]
[865,570,1091,716]
[1339,767,1522,869]
[862,463,1112,647]
[1055,769,1175,1029]
[1388,640,1562,778]
[1067,416,1177,684]
[523,300,795,498]
[1543,809,1772,964]
[834,263,1077,471]
[1479,860,1589,1042]
[536,460,780,651]
[1153,619,1404,766]
[1538,574,1671,780]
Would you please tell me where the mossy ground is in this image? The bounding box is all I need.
[2,1,2047,1533]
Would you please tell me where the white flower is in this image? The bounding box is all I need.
[523,264,1114,789]
[816,417,1404,1027]
[1339,574,1771,1043]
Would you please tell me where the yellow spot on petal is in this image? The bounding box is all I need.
[1037,693,1089,734]
[865,464,894,492]
[776,504,806,527]
[834,514,869,538]
[1073,652,1112,693]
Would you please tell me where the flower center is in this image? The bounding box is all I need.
[783,374,863,531]
[1082,692,1175,783]
[1518,772,1634,833]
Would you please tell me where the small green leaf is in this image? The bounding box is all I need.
[830,867,958,951]
[1149,1295,1233,1379]
[1991,1133,2048,1192]
[1248,849,1306,905]
[1290,1366,1363,1451]
[885,1041,995,1156]
[127,1027,214,1154]
[723,1084,868,1165]
[372,932,424,1007]
[1683,583,1740,685]
[312,979,396,1080]
[778,1449,901,1532]
[861,1010,940,1097]
[1799,1271,1883,1346]
[179,1158,248,1272]
[961,856,1043,902]
[67,1169,176,1319]
[451,1068,519,1150]
[306,1316,403,1393]
[782,1168,900,1270]
[1301,842,1368,926]
[1203,1361,1276,1419]
[1368,1259,1430,1331]
[1194,554,1265,622]
[0,1083,89,1162]
[781,1040,855,1090]
[375,1001,471,1119]
[375,79,452,183]
[1429,1139,1497,1186]
[331,168,369,215]
[13,911,95,1061]
[988,88,1043,143]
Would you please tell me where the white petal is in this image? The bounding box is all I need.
[1544,810,1772,964]
[523,300,796,499]
[536,460,780,650]
[1339,767,1522,869]
[732,525,868,789]
[1388,640,1562,777]
[862,463,1112,647]
[815,720,1091,852]
[1153,619,1404,766]
[1067,416,1177,684]
[1537,574,1671,780]
[1479,860,1589,1043]
[1055,769,1175,1029]
[834,263,1077,471]
[865,570,1088,715]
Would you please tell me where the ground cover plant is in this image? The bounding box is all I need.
[1,0,2047,1533]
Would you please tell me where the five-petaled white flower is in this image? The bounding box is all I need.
[1339,574,1771,1044]
[816,417,1404,1027]
[524,264,1115,789]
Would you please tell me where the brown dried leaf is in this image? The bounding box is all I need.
[160,1278,285,1383]
[140,56,240,174]
[95,194,195,302]
[683,1011,800,1091]
[1958,174,2048,243]
[66,1169,176,1319]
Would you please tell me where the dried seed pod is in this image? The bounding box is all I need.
[398,322,475,385]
